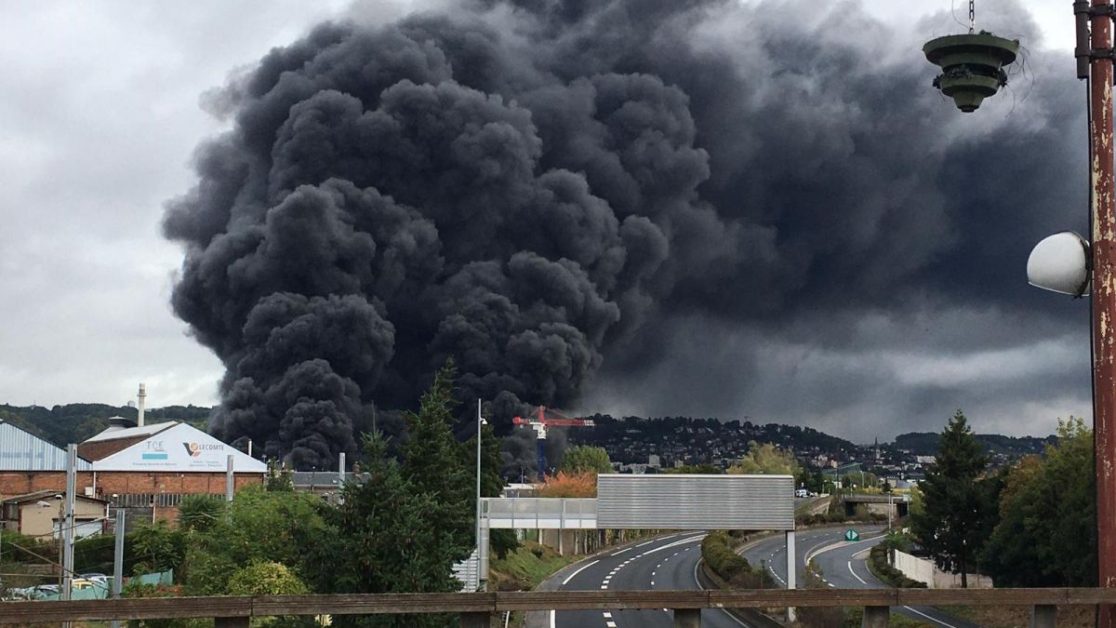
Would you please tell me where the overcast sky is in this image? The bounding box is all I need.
[0,1,1091,442]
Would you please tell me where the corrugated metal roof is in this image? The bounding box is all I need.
[0,421,92,471]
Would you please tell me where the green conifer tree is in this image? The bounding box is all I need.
[317,433,458,627]
[911,410,996,587]
[400,360,474,560]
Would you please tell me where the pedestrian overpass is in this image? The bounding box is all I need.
[474,474,797,594]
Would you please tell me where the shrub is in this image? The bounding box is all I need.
[866,544,926,589]
[226,561,308,595]
[73,533,130,574]
[700,531,773,588]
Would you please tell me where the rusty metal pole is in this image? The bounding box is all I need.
[1091,1,1116,626]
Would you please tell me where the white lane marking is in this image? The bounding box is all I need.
[902,605,961,628]
[692,558,751,628]
[636,539,656,548]
[767,564,786,586]
[827,582,835,587]
[603,612,612,619]
[803,537,836,566]
[561,559,599,586]
[606,622,617,628]
[650,580,655,586]
[639,535,706,557]
[847,561,867,585]
[806,533,886,564]
[600,585,608,589]
[612,547,633,556]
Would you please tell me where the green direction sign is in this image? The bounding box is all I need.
[845,529,860,542]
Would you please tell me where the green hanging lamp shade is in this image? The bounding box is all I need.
[923,32,1020,112]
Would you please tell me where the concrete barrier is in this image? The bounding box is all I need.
[892,549,992,589]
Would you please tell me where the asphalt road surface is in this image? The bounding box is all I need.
[742,526,977,628]
[532,533,755,628]
[530,525,977,628]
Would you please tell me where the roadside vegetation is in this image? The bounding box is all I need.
[910,412,1094,588]
[863,533,925,589]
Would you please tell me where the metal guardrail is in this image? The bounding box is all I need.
[2,589,1115,627]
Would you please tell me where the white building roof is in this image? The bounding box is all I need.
[88,422,266,473]
[84,421,174,442]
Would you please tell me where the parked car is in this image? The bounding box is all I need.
[80,573,110,588]
[29,584,60,599]
[795,488,809,498]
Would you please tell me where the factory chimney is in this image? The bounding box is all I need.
[137,383,146,427]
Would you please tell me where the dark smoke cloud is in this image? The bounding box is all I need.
[166,0,1088,466]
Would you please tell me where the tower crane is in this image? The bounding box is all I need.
[511,406,595,479]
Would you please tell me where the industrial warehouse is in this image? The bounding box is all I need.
[0,389,264,533]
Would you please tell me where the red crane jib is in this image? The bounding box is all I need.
[511,406,595,427]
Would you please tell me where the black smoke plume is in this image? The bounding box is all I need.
[166,0,1085,466]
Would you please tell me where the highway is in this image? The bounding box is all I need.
[741,526,977,628]
[531,533,755,628]
[530,525,977,628]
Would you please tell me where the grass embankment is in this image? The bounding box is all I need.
[488,541,580,591]
[489,541,580,628]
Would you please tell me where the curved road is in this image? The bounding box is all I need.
[530,526,977,627]
[742,526,977,628]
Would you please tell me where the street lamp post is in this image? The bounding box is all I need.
[475,399,486,592]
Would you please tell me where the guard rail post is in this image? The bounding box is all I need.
[1031,604,1057,628]
[673,608,700,627]
[461,611,492,627]
[861,605,889,627]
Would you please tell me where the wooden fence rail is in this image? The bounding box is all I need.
[3,588,1116,626]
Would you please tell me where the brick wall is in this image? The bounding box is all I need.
[0,471,263,499]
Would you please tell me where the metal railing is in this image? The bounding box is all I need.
[2,588,1114,627]
[480,497,597,529]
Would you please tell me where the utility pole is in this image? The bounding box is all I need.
[61,444,76,603]
[1078,2,1116,625]
[225,454,235,502]
[111,508,126,628]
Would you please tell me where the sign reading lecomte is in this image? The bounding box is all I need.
[90,423,265,473]
[845,529,860,542]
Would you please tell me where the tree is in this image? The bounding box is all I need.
[536,471,597,497]
[130,520,186,576]
[911,410,996,587]
[265,460,294,492]
[177,494,225,533]
[226,562,309,595]
[728,441,800,476]
[400,360,474,561]
[181,487,329,595]
[982,417,1095,586]
[308,434,459,627]
[665,463,722,474]
[560,445,612,474]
